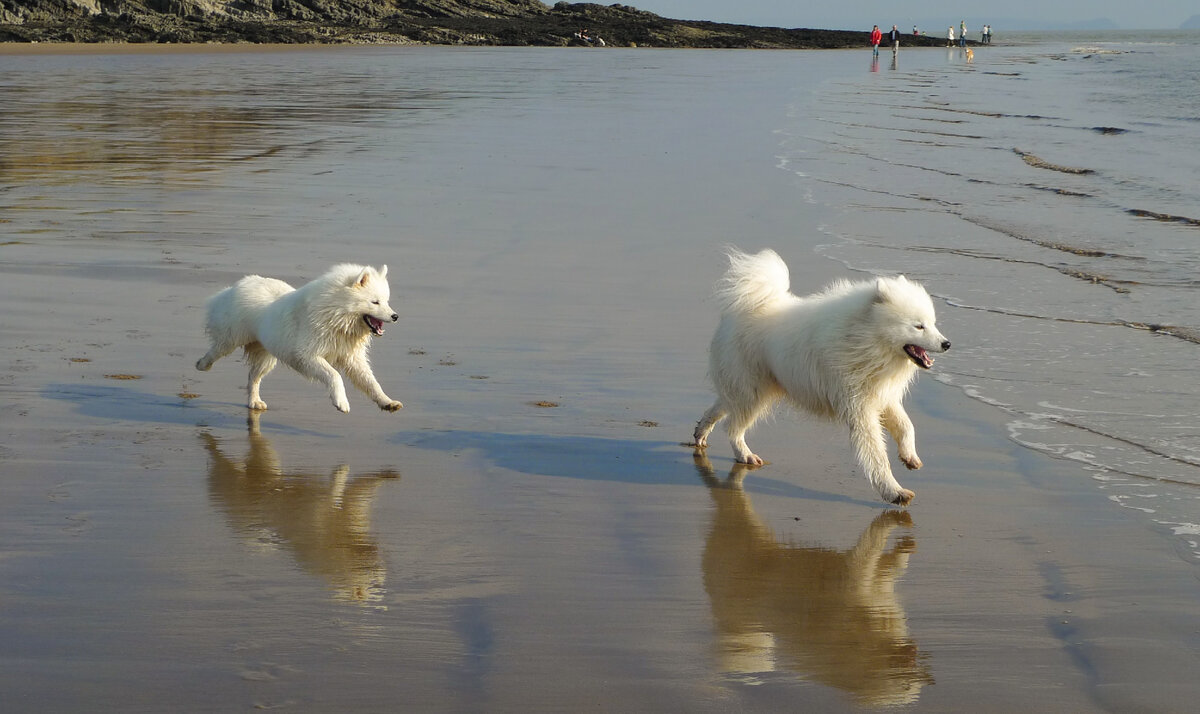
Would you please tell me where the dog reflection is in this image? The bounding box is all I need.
[202,414,397,603]
[696,455,932,705]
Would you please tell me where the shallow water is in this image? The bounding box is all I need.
[1,42,1198,711]
[776,30,1200,559]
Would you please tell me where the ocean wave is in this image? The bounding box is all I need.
[1069,47,1124,55]
[959,215,1142,259]
[942,298,1200,345]
[1127,208,1200,227]
[1012,148,1094,174]
[1023,183,1092,197]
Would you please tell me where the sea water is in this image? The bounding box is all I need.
[2,35,1197,564]
[777,30,1200,558]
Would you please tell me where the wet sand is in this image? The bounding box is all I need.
[1,45,1198,712]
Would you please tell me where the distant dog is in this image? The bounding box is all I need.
[197,264,403,413]
[691,249,950,505]
[965,47,974,62]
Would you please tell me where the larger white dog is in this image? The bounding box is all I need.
[197,264,403,414]
[692,249,950,505]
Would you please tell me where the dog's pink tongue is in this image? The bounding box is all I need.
[905,344,933,368]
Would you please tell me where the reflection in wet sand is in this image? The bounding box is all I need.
[202,414,397,603]
[695,454,932,706]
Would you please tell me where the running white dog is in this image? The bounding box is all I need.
[196,264,403,414]
[691,249,951,505]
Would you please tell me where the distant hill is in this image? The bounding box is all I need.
[1182,15,1200,29]
[0,1,956,47]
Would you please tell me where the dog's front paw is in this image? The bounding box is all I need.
[737,453,765,467]
[380,400,403,412]
[248,399,268,411]
[334,400,351,413]
[901,453,923,470]
[889,489,916,507]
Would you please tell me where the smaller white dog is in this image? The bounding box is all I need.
[692,249,950,505]
[197,264,403,414]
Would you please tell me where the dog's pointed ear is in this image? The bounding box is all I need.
[354,267,372,289]
[874,277,892,304]
[379,264,388,279]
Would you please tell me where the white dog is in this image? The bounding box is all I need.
[196,264,403,414]
[691,249,950,505]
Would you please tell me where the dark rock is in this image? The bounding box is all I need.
[0,1,957,47]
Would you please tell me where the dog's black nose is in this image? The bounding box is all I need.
[941,340,952,351]
[390,313,399,322]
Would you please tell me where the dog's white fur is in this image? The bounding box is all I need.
[692,248,950,505]
[196,264,402,414]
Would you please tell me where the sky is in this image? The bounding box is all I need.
[624,1,1198,31]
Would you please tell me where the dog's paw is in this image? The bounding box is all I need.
[334,400,351,413]
[196,358,211,372]
[901,453,923,470]
[737,453,765,467]
[380,400,403,412]
[248,399,268,411]
[889,489,916,507]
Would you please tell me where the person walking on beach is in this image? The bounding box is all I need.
[889,24,901,55]
[960,20,968,47]
[870,25,882,57]
[947,25,955,47]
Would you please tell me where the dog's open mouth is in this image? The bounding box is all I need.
[364,315,386,336]
[905,344,934,369]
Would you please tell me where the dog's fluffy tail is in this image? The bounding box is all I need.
[715,248,791,315]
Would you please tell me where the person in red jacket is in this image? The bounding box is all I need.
[870,25,882,56]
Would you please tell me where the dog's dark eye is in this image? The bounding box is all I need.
[372,300,380,305]
[915,324,925,330]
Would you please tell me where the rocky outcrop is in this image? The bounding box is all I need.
[0,0,954,48]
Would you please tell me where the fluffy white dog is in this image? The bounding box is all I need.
[692,249,950,505]
[196,264,403,414]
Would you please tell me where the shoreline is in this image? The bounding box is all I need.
[1,46,1195,711]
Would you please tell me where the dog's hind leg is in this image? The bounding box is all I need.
[692,402,727,448]
[343,353,403,412]
[245,345,277,411]
[882,403,922,470]
[726,401,772,466]
[849,412,914,506]
[196,342,236,372]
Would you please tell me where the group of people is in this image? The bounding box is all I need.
[947,21,993,47]
[869,24,903,57]
[574,28,606,46]
[872,21,994,56]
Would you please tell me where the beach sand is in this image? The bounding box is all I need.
[1,45,1197,712]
